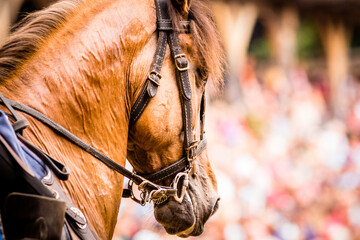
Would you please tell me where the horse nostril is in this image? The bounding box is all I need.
[211,197,220,216]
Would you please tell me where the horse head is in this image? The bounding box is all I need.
[126,0,223,237]
[0,0,224,238]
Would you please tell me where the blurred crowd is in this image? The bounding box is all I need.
[113,58,360,240]
[1,1,359,240]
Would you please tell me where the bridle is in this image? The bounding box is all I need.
[127,0,207,205]
[0,0,207,206]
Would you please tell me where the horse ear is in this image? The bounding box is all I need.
[172,0,192,16]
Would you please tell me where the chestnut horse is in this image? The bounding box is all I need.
[0,0,224,238]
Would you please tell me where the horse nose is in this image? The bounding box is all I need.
[211,197,220,216]
[154,197,196,234]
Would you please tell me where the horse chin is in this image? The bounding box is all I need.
[154,192,197,237]
[154,189,218,237]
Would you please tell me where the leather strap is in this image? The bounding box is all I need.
[128,30,167,125]
[168,29,196,157]
[129,0,171,126]
[130,0,198,159]
[139,138,207,183]
[157,20,190,33]
[0,95,145,185]
[200,93,206,140]
[0,90,208,189]
[0,92,27,135]
[128,0,208,186]
[18,134,70,181]
[42,172,99,240]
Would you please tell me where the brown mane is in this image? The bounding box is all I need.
[0,0,79,82]
[169,0,225,88]
[0,0,224,87]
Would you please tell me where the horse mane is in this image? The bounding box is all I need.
[169,0,225,88]
[0,0,224,86]
[0,0,79,82]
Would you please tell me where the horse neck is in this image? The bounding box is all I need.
[0,0,155,238]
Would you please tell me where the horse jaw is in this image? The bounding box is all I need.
[153,166,220,237]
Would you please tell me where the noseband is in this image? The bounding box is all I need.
[0,0,207,206]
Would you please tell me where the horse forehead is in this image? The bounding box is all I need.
[179,33,197,55]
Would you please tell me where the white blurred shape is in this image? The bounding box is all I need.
[224,222,246,240]
[348,204,360,227]
[279,222,300,240]
[133,230,160,240]
[328,223,351,240]
[234,154,258,178]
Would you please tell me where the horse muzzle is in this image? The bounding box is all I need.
[153,187,220,237]
[154,191,196,236]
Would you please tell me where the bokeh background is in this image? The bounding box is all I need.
[2,0,360,239]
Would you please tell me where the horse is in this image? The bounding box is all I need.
[0,0,224,238]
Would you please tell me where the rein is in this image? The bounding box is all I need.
[0,0,207,206]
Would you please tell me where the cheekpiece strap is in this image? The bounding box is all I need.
[129,0,171,126]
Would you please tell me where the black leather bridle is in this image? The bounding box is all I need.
[0,0,207,206]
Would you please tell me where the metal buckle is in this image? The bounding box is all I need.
[148,71,161,86]
[149,189,169,205]
[174,53,189,71]
[128,180,147,206]
[172,172,189,203]
[128,172,190,205]
[138,179,159,191]
[70,207,87,230]
[186,141,199,162]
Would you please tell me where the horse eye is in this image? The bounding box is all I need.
[197,68,208,84]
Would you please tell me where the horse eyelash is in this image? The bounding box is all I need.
[196,69,208,87]
[197,68,208,80]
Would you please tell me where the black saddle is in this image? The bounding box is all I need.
[0,132,97,240]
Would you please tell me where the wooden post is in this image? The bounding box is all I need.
[318,18,350,115]
[0,0,11,44]
[262,5,299,72]
[9,0,24,22]
[211,1,258,102]
[0,0,24,44]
